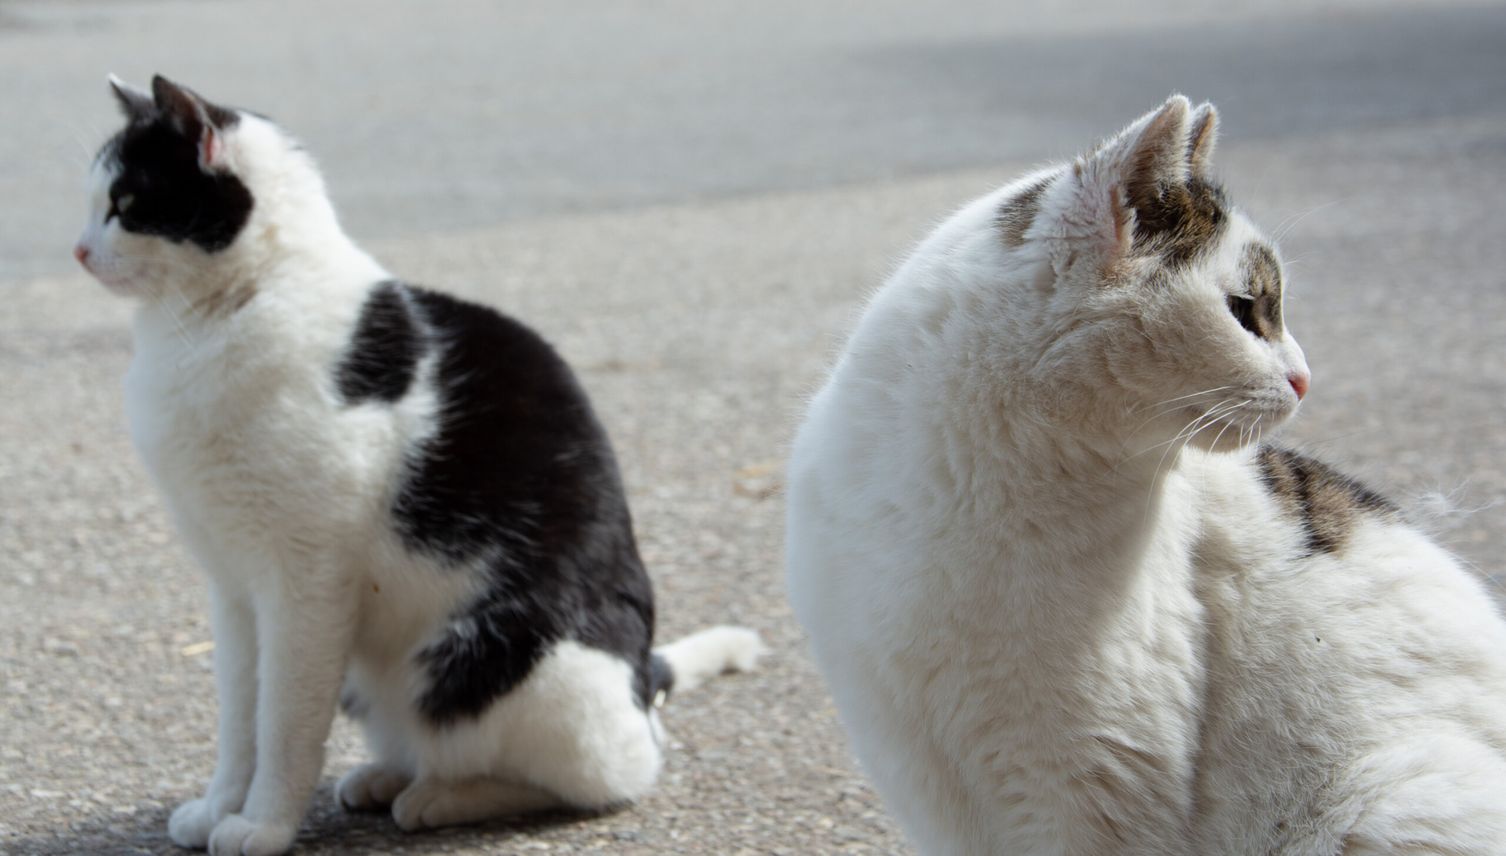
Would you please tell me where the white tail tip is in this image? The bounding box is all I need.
[655,625,766,695]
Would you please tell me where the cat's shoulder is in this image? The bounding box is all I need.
[1188,444,1403,563]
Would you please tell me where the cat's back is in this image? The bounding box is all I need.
[1188,443,1506,717]
[1185,445,1506,853]
[366,282,635,565]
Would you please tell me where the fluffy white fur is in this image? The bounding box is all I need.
[79,79,763,856]
[786,97,1506,855]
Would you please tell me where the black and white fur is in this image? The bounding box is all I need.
[76,76,763,856]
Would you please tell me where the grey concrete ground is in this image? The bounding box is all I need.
[2,0,1504,853]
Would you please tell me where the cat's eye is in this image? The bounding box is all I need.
[1227,294,1259,335]
[106,193,134,223]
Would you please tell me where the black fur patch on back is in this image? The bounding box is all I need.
[1257,446,1396,555]
[383,285,657,726]
[1132,176,1228,268]
[336,282,423,404]
[98,113,253,253]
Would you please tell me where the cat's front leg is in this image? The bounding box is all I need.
[170,584,258,849]
[207,572,357,856]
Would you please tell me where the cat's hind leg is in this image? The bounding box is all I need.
[337,763,413,812]
[394,640,663,832]
[336,682,415,812]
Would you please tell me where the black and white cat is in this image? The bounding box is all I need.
[76,75,763,856]
[786,97,1506,854]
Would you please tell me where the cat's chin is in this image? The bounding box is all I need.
[98,279,152,300]
[76,255,144,297]
[1188,428,1262,454]
[83,269,137,297]
[1185,404,1295,453]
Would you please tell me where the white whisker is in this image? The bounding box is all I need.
[1270,200,1340,244]
[1138,385,1235,412]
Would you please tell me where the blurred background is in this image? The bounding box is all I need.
[3,1,1503,853]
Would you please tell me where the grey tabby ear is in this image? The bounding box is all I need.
[108,74,154,120]
[1119,95,1193,218]
[1187,102,1218,178]
[1069,95,1200,258]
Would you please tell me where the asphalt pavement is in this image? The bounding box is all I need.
[3,1,1504,853]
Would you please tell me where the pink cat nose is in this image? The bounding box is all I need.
[73,244,90,267]
[1288,372,1310,401]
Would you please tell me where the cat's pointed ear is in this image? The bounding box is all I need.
[1111,94,1193,218]
[1187,102,1218,178]
[1066,95,1194,257]
[151,75,231,173]
[108,74,154,121]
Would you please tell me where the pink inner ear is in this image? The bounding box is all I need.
[198,127,221,172]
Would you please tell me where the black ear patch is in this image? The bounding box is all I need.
[101,114,253,253]
[151,75,240,139]
[109,76,154,121]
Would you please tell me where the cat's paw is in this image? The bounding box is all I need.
[336,763,411,811]
[169,796,232,849]
[390,777,557,831]
[206,814,295,856]
[392,779,497,832]
[390,779,447,832]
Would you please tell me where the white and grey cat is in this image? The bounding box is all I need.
[76,75,763,856]
[786,96,1506,855]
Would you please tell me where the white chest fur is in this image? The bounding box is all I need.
[124,273,399,574]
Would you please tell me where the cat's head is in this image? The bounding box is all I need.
[75,75,330,299]
[992,95,1309,454]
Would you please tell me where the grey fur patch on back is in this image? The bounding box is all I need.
[1257,446,1396,555]
[998,177,1053,248]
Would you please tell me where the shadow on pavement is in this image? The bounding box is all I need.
[6,783,608,856]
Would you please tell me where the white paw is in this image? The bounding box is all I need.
[169,793,241,849]
[337,763,411,811]
[206,814,295,856]
[393,779,497,832]
[390,780,445,832]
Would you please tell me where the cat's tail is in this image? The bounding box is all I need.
[650,625,766,706]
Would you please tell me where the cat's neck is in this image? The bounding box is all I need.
[890,275,1169,536]
[945,400,1176,540]
[137,204,381,321]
